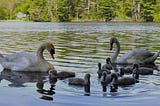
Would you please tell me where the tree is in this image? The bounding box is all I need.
[98,0,116,21]
[56,0,77,22]
[153,0,160,22]
[141,0,156,22]
[0,0,8,19]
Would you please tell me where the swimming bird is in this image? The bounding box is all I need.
[57,71,75,79]
[120,64,154,75]
[100,71,111,92]
[102,57,113,70]
[68,73,91,93]
[48,70,75,79]
[0,42,56,72]
[110,37,160,65]
[97,62,111,78]
[111,64,139,86]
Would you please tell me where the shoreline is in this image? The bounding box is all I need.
[0,19,158,23]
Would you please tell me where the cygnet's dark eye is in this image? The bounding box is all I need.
[50,48,55,54]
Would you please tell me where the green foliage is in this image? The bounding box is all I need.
[98,0,116,21]
[56,0,71,22]
[0,0,160,22]
[153,0,160,22]
[141,0,156,22]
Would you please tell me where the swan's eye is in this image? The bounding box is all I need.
[50,48,55,54]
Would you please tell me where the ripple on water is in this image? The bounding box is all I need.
[0,22,160,106]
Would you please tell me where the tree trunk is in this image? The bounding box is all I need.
[134,0,140,21]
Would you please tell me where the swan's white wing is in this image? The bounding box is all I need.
[117,49,153,63]
[1,52,38,71]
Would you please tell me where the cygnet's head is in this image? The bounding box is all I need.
[106,57,111,64]
[48,68,57,78]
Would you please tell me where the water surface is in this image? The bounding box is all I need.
[0,22,160,106]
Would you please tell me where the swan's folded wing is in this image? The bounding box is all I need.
[1,52,38,71]
[1,62,27,71]
[117,49,154,63]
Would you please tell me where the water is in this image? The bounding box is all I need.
[0,21,160,106]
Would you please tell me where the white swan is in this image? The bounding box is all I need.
[0,42,56,72]
[110,37,160,65]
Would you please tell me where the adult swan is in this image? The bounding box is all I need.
[0,42,56,72]
[110,37,160,65]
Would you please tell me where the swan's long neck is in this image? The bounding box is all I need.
[37,44,46,61]
[84,74,90,93]
[36,43,55,71]
[111,40,120,63]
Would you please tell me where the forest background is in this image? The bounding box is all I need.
[0,0,160,22]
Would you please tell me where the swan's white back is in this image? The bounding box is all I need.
[117,49,154,63]
[0,52,38,71]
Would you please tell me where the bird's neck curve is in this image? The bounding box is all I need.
[36,44,47,63]
[84,75,90,93]
[111,40,120,63]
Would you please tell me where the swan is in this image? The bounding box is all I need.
[49,70,75,79]
[110,37,160,65]
[57,71,75,79]
[100,71,111,92]
[97,62,111,78]
[120,64,154,75]
[111,64,139,86]
[68,73,91,92]
[102,57,113,70]
[0,42,56,72]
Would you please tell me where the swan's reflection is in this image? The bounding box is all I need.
[0,69,57,101]
[0,69,47,87]
[36,77,57,101]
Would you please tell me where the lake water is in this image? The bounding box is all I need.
[0,21,160,106]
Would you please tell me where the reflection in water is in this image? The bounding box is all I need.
[0,22,160,105]
[36,77,57,101]
[0,69,57,101]
[110,85,118,93]
[36,78,57,100]
[0,69,47,87]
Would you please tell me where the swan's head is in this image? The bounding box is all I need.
[97,62,102,78]
[110,37,118,50]
[84,73,91,85]
[98,62,101,69]
[106,57,111,64]
[46,43,55,59]
[133,64,139,70]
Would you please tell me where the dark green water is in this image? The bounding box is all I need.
[0,21,160,106]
